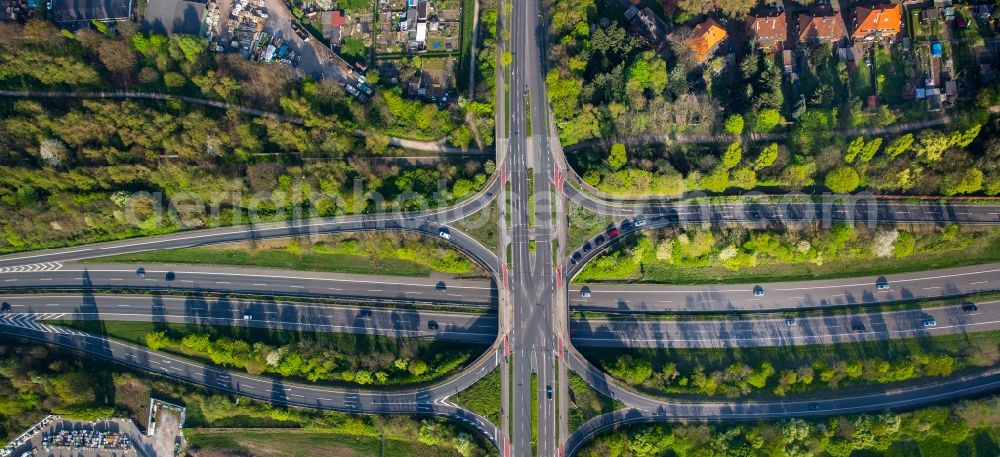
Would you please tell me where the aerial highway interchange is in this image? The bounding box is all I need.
[6,2,1000,456]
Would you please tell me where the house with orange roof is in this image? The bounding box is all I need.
[687,18,728,64]
[746,13,787,51]
[851,3,902,41]
[798,11,846,46]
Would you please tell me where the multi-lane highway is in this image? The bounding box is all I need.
[570,302,998,348]
[571,263,1000,312]
[0,294,498,342]
[0,264,498,308]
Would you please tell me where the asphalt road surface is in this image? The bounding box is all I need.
[0,264,498,308]
[569,302,999,348]
[572,263,1000,313]
[0,294,498,342]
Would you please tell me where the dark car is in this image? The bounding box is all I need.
[1,302,10,313]
[546,385,553,399]
[136,267,145,278]
[620,221,634,231]
[852,322,866,333]
[594,235,606,246]
[582,242,593,253]
[436,281,447,292]
[752,285,765,297]
[571,252,582,265]
[808,403,822,411]
[428,320,439,330]
[963,303,979,313]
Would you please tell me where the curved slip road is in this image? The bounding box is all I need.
[570,263,1000,313]
[562,366,1000,456]
[0,178,500,273]
[0,264,498,308]
[0,294,498,343]
[0,324,504,448]
[570,301,1000,348]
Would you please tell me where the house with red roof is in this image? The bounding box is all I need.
[746,13,787,51]
[851,3,902,41]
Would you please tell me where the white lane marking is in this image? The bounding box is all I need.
[971,281,989,285]
[289,285,304,289]
[252,283,267,286]
[923,286,942,290]
[215,281,230,284]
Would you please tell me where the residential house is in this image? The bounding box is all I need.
[798,11,846,46]
[851,3,902,42]
[688,17,728,64]
[746,12,787,51]
[629,7,669,51]
[321,9,346,44]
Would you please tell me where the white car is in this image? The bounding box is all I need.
[634,219,647,228]
[438,229,451,240]
[243,314,252,320]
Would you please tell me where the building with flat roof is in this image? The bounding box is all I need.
[141,0,206,35]
[50,0,132,24]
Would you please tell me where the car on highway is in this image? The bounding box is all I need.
[546,385,553,399]
[963,303,979,313]
[752,286,765,297]
[922,319,938,328]
[1,302,10,313]
[582,242,592,253]
[243,314,253,320]
[876,278,890,290]
[136,267,145,278]
[594,235,606,246]
[607,228,619,238]
[786,318,796,326]
[620,221,633,231]
[436,281,447,292]
[808,403,822,411]
[580,287,591,298]
[428,320,439,330]
[438,228,451,240]
[852,322,866,333]
[634,218,647,228]
[571,252,582,265]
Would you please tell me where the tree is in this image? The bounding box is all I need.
[448,125,473,149]
[354,370,373,385]
[884,134,914,159]
[753,143,779,170]
[163,71,186,89]
[408,360,428,376]
[700,167,730,192]
[893,231,915,258]
[914,130,949,161]
[608,143,627,170]
[501,51,512,67]
[751,108,781,132]
[730,167,757,190]
[723,114,745,135]
[940,168,984,196]
[722,142,743,169]
[364,131,391,154]
[825,166,860,193]
[39,138,69,167]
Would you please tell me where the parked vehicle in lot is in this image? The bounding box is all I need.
[922,319,938,327]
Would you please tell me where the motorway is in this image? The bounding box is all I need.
[0,294,498,342]
[0,264,498,308]
[571,263,1000,312]
[570,302,1000,348]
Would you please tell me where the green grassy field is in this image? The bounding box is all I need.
[453,201,499,250]
[530,374,538,455]
[452,368,501,425]
[186,428,463,457]
[567,206,614,249]
[86,233,480,278]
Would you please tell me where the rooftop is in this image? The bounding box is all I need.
[688,17,727,63]
[50,0,133,23]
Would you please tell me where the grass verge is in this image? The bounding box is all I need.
[567,372,623,433]
[567,205,614,249]
[86,233,481,278]
[530,374,538,455]
[453,201,500,250]
[186,428,461,457]
[452,368,501,425]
